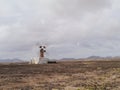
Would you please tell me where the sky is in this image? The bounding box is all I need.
[0,0,120,60]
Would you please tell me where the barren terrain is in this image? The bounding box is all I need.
[0,60,120,90]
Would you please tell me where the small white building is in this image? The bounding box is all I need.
[29,57,39,64]
[39,58,49,64]
[29,57,49,64]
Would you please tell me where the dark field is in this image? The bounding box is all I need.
[0,60,120,90]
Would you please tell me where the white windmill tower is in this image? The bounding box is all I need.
[39,45,48,64]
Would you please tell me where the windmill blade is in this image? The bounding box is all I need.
[36,42,53,49]
[36,42,40,47]
[34,41,58,59]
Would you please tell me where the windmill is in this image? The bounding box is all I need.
[32,42,57,64]
[38,45,46,64]
[39,44,58,64]
[39,46,46,59]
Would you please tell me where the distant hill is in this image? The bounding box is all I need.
[86,56,120,61]
[0,58,23,63]
[87,56,104,59]
[60,58,77,61]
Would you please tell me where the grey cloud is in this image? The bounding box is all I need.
[0,0,120,59]
[53,0,111,19]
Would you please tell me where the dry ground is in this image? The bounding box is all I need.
[0,60,120,90]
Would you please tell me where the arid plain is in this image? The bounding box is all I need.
[0,60,120,90]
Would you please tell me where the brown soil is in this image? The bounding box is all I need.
[0,60,120,90]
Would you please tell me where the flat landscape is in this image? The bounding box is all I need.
[0,60,120,90]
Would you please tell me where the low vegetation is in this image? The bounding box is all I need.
[0,60,120,90]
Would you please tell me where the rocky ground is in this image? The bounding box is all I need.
[0,60,120,90]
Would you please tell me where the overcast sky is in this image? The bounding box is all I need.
[0,0,120,60]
